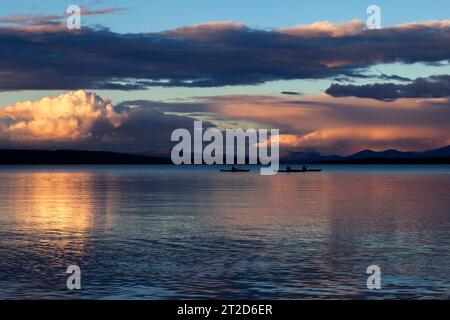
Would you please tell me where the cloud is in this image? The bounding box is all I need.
[165,21,247,39]
[0,7,128,30]
[0,90,125,142]
[0,90,204,152]
[376,74,412,82]
[137,94,449,155]
[278,20,365,37]
[326,75,450,100]
[0,14,61,25]
[81,7,128,16]
[1,91,449,155]
[0,19,449,90]
[281,91,302,96]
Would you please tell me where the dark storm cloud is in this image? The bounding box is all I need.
[326,75,450,100]
[0,20,449,90]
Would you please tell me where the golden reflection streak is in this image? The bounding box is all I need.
[6,171,115,256]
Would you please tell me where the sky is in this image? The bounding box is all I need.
[2,0,450,31]
[0,0,449,156]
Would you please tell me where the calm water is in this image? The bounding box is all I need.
[0,165,449,299]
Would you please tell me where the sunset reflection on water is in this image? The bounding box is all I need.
[0,165,449,299]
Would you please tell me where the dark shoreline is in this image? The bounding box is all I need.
[0,149,449,165]
[0,149,171,165]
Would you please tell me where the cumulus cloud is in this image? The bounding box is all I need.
[326,75,450,100]
[0,90,125,142]
[0,19,449,90]
[0,90,205,152]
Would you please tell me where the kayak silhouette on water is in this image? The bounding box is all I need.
[220,165,250,172]
[278,165,322,173]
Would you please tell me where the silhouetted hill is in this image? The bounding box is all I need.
[0,150,170,165]
[421,145,450,158]
[316,145,450,164]
[1,146,449,165]
[349,149,418,160]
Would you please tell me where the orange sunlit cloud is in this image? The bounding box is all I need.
[0,90,126,142]
[198,94,450,154]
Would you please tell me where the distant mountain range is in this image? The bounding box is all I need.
[283,145,450,164]
[0,146,449,165]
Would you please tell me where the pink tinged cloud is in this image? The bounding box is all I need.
[197,95,450,155]
[278,19,366,37]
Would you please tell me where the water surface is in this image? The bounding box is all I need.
[0,165,449,299]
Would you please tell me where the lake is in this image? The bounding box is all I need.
[0,165,449,299]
